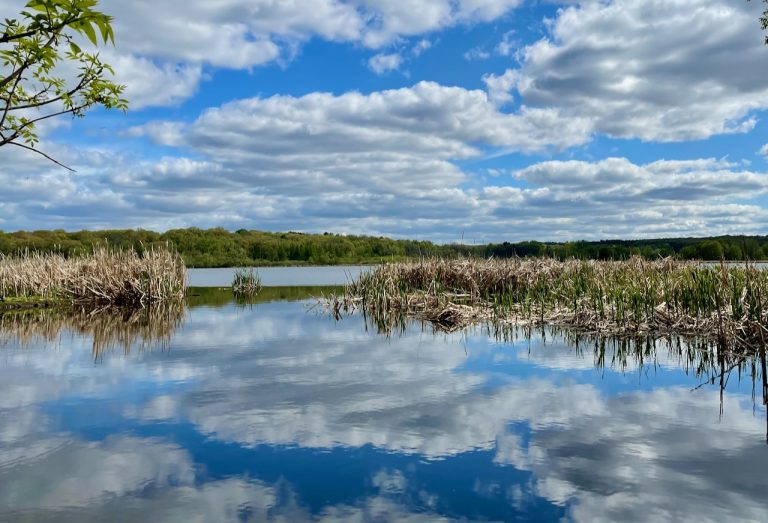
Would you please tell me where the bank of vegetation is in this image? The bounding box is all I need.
[336,258,768,355]
[1,229,767,268]
[0,245,186,309]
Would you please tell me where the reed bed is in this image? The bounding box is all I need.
[232,268,262,296]
[335,257,768,354]
[0,245,187,306]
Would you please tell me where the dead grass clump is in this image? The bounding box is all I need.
[232,268,262,296]
[0,244,187,306]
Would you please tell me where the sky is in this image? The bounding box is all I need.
[2,0,768,242]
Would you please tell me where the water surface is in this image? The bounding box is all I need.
[0,288,767,522]
[188,265,369,287]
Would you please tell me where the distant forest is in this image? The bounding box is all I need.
[0,228,766,267]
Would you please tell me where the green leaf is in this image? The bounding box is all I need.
[79,21,98,46]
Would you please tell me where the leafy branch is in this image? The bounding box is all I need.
[0,0,127,170]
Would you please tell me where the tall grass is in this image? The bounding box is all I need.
[339,257,768,352]
[232,268,262,296]
[0,244,187,306]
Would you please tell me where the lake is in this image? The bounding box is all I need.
[188,265,370,287]
[1,285,767,521]
[188,264,768,288]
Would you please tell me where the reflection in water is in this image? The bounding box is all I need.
[366,309,768,435]
[1,291,767,522]
[187,285,341,308]
[0,302,185,358]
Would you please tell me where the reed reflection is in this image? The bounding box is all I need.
[0,302,185,359]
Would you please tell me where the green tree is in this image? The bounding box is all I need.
[750,0,768,43]
[698,240,725,261]
[1,0,126,169]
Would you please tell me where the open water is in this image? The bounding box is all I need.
[1,268,767,522]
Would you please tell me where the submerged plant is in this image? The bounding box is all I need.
[232,268,262,296]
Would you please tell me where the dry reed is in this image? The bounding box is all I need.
[336,257,768,353]
[0,244,187,306]
[232,268,262,296]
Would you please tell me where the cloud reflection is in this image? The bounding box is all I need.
[0,299,766,521]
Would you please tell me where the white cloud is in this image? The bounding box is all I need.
[484,0,768,141]
[107,54,203,109]
[464,47,491,61]
[3,88,768,240]
[760,144,768,157]
[368,52,404,74]
[358,0,522,48]
[411,39,433,57]
[495,30,517,57]
[0,0,526,109]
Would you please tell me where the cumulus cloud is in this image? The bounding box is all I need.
[495,30,517,57]
[411,39,433,57]
[0,0,528,108]
[3,87,768,239]
[106,53,203,109]
[368,52,404,74]
[484,0,768,141]
[4,0,768,238]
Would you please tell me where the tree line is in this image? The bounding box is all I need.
[0,228,767,267]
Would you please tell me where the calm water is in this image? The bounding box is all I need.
[188,266,369,287]
[188,264,767,288]
[1,288,767,522]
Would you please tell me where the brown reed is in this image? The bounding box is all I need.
[0,244,187,306]
[336,257,768,354]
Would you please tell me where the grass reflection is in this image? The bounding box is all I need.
[0,287,341,358]
[0,302,185,358]
[187,286,341,308]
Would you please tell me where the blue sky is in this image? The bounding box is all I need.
[2,0,768,242]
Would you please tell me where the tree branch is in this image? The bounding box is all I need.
[0,32,59,91]
[0,16,79,45]
[0,102,90,147]
[5,67,92,112]
[0,61,26,132]
[7,140,75,171]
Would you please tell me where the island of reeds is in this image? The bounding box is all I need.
[0,245,186,311]
[231,268,262,297]
[337,257,768,355]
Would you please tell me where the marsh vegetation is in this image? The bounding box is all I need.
[338,257,768,355]
[231,268,262,296]
[0,245,186,308]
